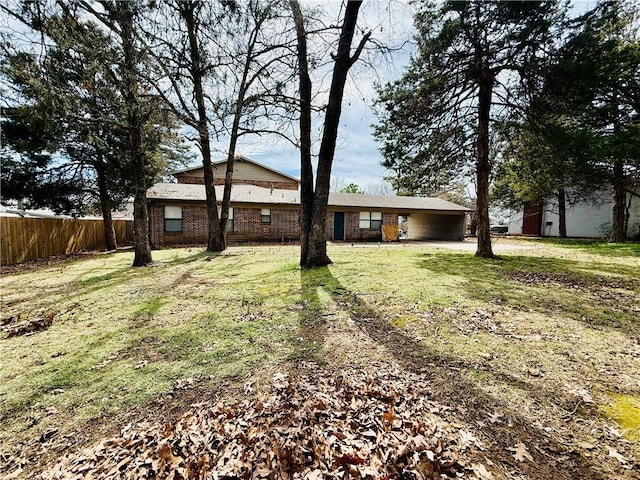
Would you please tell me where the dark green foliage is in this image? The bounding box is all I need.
[2,3,190,260]
[374,1,565,256]
[494,0,640,240]
[0,12,188,217]
[340,183,363,194]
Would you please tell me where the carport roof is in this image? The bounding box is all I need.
[147,183,471,213]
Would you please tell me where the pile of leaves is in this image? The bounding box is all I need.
[40,364,491,479]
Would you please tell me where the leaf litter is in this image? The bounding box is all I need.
[39,363,492,479]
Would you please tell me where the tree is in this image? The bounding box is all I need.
[555,1,640,241]
[142,0,229,252]
[374,1,565,257]
[1,3,186,254]
[493,122,605,238]
[145,0,295,252]
[340,183,363,194]
[364,181,394,196]
[494,0,640,241]
[291,0,371,268]
[212,0,296,251]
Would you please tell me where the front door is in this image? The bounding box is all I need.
[333,212,345,241]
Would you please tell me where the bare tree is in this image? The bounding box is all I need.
[144,0,296,251]
[291,0,371,268]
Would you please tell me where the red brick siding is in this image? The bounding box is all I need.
[324,210,398,241]
[150,204,398,247]
[150,204,209,247]
[230,208,300,242]
[150,204,300,246]
[345,211,397,241]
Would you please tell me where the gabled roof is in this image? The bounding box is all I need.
[147,183,471,213]
[170,155,300,183]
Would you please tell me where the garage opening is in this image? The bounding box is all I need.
[404,212,465,241]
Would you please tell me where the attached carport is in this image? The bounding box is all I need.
[403,210,467,241]
[328,193,470,242]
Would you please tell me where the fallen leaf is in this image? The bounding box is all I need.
[509,442,533,462]
[608,447,627,464]
[472,462,494,480]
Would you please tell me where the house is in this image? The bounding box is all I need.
[146,156,470,247]
[507,189,640,239]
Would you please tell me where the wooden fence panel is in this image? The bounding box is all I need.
[1,217,133,266]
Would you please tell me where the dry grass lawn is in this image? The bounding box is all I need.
[0,239,639,479]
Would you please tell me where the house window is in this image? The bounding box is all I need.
[217,207,234,232]
[164,205,183,233]
[261,208,271,224]
[359,211,382,229]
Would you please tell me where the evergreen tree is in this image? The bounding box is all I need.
[494,0,640,240]
[374,1,566,257]
[1,2,189,257]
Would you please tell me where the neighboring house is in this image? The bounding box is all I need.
[507,189,640,239]
[146,156,470,247]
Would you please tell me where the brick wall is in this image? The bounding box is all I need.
[346,210,397,241]
[231,207,300,242]
[149,204,209,247]
[175,175,298,190]
[150,204,399,247]
[322,210,399,241]
[150,204,300,246]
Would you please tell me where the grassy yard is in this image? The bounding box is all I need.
[1,240,639,479]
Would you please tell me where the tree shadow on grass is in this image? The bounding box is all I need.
[292,268,336,363]
[417,252,640,335]
[311,265,611,480]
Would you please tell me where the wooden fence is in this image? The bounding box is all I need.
[1,217,133,266]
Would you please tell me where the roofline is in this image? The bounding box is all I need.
[169,154,300,183]
[147,197,468,214]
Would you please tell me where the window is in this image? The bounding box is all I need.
[217,207,234,232]
[261,208,271,224]
[359,211,382,229]
[164,205,183,233]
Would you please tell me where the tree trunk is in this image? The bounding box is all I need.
[291,0,313,266]
[95,154,117,251]
[118,4,152,267]
[181,1,224,252]
[558,187,567,238]
[295,0,369,268]
[610,159,626,242]
[475,70,494,258]
[201,124,224,252]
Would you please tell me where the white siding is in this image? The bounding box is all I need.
[508,209,524,235]
[506,190,640,238]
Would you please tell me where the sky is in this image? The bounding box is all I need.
[1,1,599,194]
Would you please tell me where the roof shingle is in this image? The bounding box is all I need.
[147,183,470,213]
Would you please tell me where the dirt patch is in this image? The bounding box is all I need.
[1,312,55,338]
[509,270,638,291]
[0,252,104,276]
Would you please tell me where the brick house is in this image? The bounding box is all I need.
[146,156,469,247]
